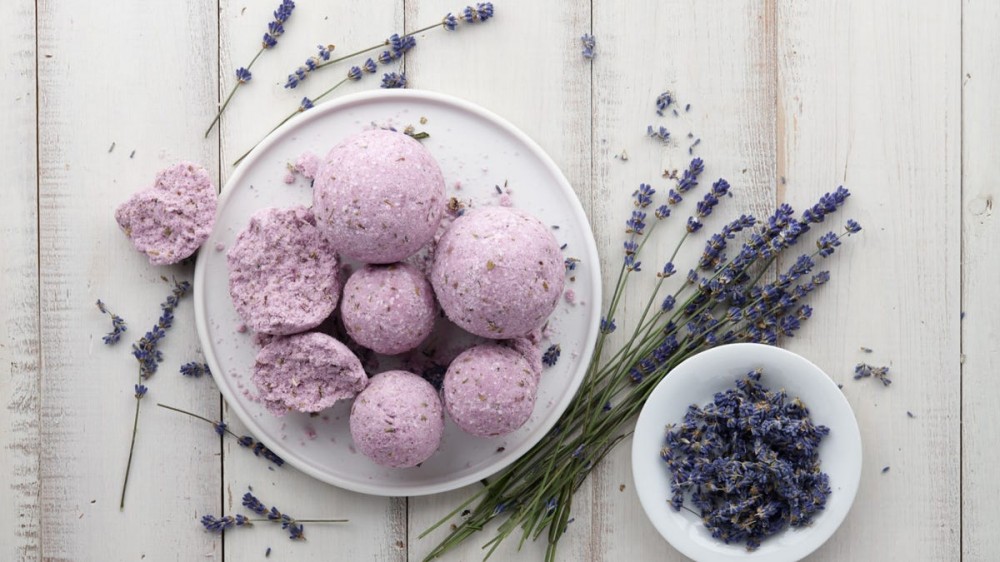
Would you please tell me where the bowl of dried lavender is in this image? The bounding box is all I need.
[632,343,861,562]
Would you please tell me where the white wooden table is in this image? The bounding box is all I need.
[1,0,994,560]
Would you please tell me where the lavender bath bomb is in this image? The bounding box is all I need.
[431,206,565,339]
[228,206,340,335]
[313,129,445,263]
[349,370,444,468]
[115,162,217,265]
[253,332,367,416]
[341,263,437,355]
[441,343,540,437]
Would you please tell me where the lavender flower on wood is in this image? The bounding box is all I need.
[205,0,296,137]
[96,299,127,345]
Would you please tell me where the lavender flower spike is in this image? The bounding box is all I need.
[581,33,596,59]
[285,44,334,89]
[381,72,407,89]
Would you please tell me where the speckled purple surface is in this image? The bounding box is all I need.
[114,162,217,265]
[341,263,437,355]
[350,370,444,468]
[253,332,367,416]
[227,206,341,335]
[442,343,540,437]
[431,206,565,339]
[313,129,445,263]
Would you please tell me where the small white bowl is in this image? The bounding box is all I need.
[632,343,861,562]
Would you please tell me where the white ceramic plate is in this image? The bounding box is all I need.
[194,89,601,496]
[632,343,862,562]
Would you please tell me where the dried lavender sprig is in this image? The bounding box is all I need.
[312,3,493,74]
[179,362,211,378]
[156,403,285,466]
[205,0,296,137]
[96,299,127,345]
[284,44,334,88]
[120,278,191,510]
[241,491,348,540]
[422,190,858,561]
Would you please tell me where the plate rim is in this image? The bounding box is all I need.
[630,342,862,561]
[194,88,602,496]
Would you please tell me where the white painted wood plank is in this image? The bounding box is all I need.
[37,0,222,559]
[216,2,407,560]
[962,0,1000,558]
[0,0,40,559]
[776,1,961,559]
[402,1,594,561]
[588,1,778,560]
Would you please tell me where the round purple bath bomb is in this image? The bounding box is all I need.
[114,162,217,265]
[350,370,444,468]
[431,206,565,339]
[228,206,341,335]
[253,332,367,416]
[313,129,445,263]
[442,343,540,437]
[341,263,437,355]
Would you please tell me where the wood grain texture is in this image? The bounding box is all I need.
[216,2,408,560]
[403,1,594,560]
[961,0,1000,558]
[36,0,222,559]
[588,1,777,560]
[0,0,40,559]
[776,1,961,559]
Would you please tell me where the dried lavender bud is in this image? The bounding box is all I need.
[661,371,831,550]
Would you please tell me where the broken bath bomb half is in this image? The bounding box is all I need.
[252,332,367,416]
[431,206,565,339]
[441,343,540,437]
[349,370,444,468]
[340,262,437,355]
[227,206,341,335]
[312,129,446,264]
[114,162,217,265]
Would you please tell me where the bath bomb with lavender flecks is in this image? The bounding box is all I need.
[227,206,340,335]
[341,263,437,355]
[349,370,444,468]
[252,332,367,416]
[313,129,446,263]
[441,343,540,437]
[430,206,565,339]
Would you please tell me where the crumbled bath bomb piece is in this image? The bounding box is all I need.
[431,206,565,339]
[341,263,437,355]
[350,370,444,467]
[228,206,340,335]
[295,151,321,180]
[442,344,540,437]
[253,332,367,416]
[313,129,445,263]
[114,162,217,265]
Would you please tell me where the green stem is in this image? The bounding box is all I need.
[119,390,142,510]
[314,23,444,71]
[205,48,265,137]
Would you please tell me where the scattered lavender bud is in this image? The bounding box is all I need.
[907,411,915,418]
[179,362,211,378]
[96,299,128,345]
[380,72,407,89]
[860,346,873,353]
[881,466,890,474]
[580,33,596,59]
[542,344,561,368]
